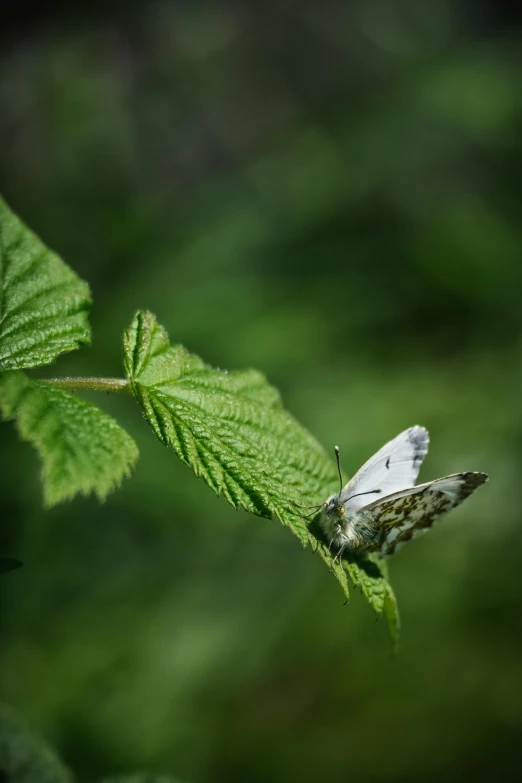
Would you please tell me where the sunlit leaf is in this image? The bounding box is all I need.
[0,371,138,506]
[123,310,398,630]
[123,310,334,546]
[0,197,91,371]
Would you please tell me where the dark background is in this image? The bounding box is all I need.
[1,2,522,781]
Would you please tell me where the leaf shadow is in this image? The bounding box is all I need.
[344,551,383,578]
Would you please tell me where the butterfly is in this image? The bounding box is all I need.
[303,426,487,563]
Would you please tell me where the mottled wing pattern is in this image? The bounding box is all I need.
[364,472,488,555]
[340,426,429,512]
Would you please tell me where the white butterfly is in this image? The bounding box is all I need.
[310,426,487,562]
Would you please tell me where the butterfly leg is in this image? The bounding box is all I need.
[329,537,349,571]
[327,534,338,570]
[327,526,341,552]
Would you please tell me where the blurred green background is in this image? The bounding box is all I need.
[1,1,522,781]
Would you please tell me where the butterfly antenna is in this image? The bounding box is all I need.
[334,445,343,495]
[345,489,381,503]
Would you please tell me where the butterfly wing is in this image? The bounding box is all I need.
[340,426,429,512]
[362,471,488,555]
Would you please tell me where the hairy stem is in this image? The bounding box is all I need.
[39,377,132,394]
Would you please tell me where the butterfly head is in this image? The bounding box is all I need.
[325,494,346,519]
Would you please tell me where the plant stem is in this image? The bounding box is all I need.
[39,377,132,394]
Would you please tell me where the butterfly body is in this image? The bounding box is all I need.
[322,497,377,551]
[318,426,488,560]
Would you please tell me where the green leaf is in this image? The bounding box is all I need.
[0,371,139,506]
[0,558,22,574]
[313,537,352,601]
[0,704,71,783]
[345,555,388,613]
[0,197,91,371]
[345,555,400,643]
[383,579,401,646]
[123,310,399,632]
[123,310,336,547]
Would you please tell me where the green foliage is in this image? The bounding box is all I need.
[123,309,335,543]
[0,704,71,783]
[0,191,399,636]
[383,581,401,644]
[0,7,515,780]
[346,555,390,614]
[0,198,91,371]
[123,310,398,635]
[0,371,138,506]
